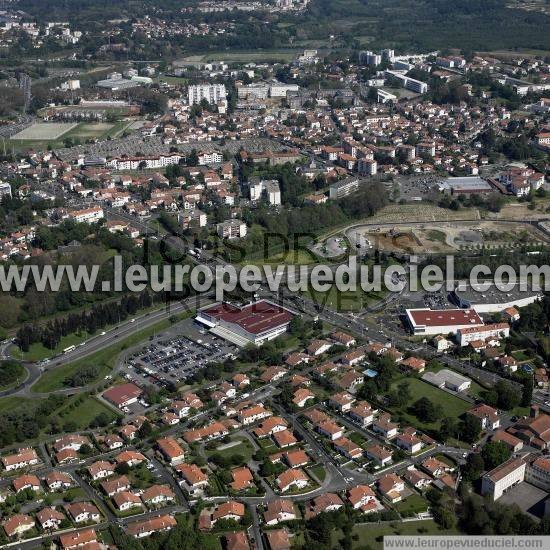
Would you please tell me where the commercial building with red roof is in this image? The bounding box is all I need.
[405,308,483,336]
[196,300,295,346]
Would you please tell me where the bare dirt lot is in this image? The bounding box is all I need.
[342,220,550,254]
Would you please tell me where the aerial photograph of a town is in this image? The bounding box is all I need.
[0,0,549,549]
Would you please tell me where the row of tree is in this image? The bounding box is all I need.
[16,292,154,352]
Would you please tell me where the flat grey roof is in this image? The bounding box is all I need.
[453,281,541,305]
[440,176,492,191]
[422,368,470,387]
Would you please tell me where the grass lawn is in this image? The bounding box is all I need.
[333,520,459,549]
[0,396,32,414]
[435,453,457,467]
[201,533,222,550]
[511,350,531,362]
[307,463,327,482]
[158,75,188,85]
[57,395,120,430]
[253,248,319,266]
[348,431,368,447]
[206,436,254,462]
[388,377,471,431]
[19,333,91,362]
[304,285,387,312]
[205,49,300,62]
[32,317,177,393]
[0,394,118,439]
[394,493,429,514]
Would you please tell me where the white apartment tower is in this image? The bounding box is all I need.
[188,84,227,105]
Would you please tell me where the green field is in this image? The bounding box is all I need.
[57,395,120,429]
[0,396,32,414]
[19,333,88,362]
[252,248,319,266]
[158,75,188,85]
[31,317,176,393]
[206,436,255,463]
[387,377,472,431]
[204,49,301,62]
[333,520,459,549]
[0,393,119,435]
[305,285,387,312]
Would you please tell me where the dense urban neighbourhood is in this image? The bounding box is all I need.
[0,0,549,549]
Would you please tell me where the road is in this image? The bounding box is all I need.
[2,293,213,397]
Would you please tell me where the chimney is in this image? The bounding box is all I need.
[530,405,540,419]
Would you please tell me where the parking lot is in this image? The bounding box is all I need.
[423,290,451,310]
[120,318,238,388]
[394,175,440,201]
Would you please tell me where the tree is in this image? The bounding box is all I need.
[115,462,130,475]
[439,416,459,442]
[493,380,521,410]
[462,452,485,481]
[481,441,511,470]
[409,397,442,422]
[138,420,153,439]
[187,149,199,167]
[521,377,533,407]
[460,414,482,443]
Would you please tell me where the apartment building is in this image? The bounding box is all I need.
[481,457,526,501]
[525,457,550,491]
[385,70,428,93]
[216,219,247,239]
[107,153,183,171]
[250,179,282,205]
[457,322,510,347]
[329,177,361,200]
[358,158,377,176]
[188,84,227,105]
[69,206,104,224]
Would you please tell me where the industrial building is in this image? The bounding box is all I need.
[438,176,493,195]
[450,281,542,313]
[422,369,472,392]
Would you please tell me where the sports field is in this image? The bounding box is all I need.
[12,122,78,140]
[8,121,131,152]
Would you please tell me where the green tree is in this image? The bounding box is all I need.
[481,441,511,470]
